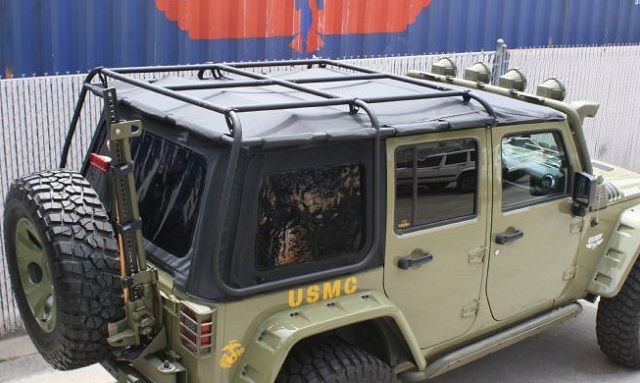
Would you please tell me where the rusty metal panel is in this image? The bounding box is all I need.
[2,0,640,78]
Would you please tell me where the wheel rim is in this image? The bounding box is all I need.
[15,218,56,333]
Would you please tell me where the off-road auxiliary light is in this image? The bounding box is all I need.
[536,78,567,101]
[179,303,215,356]
[498,69,527,92]
[463,62,491,83]
[431,57,458,77]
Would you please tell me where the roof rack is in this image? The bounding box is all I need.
[58,59,496,298]
[61,59,496,167]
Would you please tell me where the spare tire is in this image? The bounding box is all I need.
[3,170,124,370]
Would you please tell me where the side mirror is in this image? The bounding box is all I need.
[572,171,597,216]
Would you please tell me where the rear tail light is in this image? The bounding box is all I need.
[179,303,215,356]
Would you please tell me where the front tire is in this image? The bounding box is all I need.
[276,340,399,382]
[596,259,640,369]
[3,170,124,370]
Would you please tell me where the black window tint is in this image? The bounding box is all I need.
[395,139,477,231]
[501,131,568,209]
[445,152,468,165]
[256,164,365,270]
[131,132,207,258]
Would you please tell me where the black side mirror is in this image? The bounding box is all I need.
[572,171,597,216]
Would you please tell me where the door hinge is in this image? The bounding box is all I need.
[468,247,485,264]
[570,217,584,234]
[462,300,479,318]
[563,266,578,281]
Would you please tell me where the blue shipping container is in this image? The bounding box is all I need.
[1,0,639,77]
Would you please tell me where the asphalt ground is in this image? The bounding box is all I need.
[1,301,640,382]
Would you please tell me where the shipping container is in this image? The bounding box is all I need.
[1,0,640,77]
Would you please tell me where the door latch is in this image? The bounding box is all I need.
[397,252,434,270]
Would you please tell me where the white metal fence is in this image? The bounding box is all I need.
[1,45,640,337]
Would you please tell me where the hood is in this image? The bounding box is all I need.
[592,160,640,205]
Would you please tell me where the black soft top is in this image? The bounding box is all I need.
[111,61,565,148]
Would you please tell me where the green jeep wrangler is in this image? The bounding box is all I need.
[4,58,640,382]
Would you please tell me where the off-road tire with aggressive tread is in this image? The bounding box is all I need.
[276,339,399,383]
[3,170,123,370]
[596,258,640,369]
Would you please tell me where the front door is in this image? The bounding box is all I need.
[487,124,581,320]
[384,129,489,348]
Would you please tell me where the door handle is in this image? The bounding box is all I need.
[495,227,524,244]
[398,252,434,270]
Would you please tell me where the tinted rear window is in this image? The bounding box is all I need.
[131,132,207,258]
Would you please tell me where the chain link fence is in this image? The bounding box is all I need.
[1,44,640,337]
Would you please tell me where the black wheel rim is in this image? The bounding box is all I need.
[15,218,56,333]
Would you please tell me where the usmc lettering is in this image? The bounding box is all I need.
[288,276,358,308]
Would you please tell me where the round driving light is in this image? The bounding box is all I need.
[536,78,567,101]
[463,62,491,83]
[498,69,527,91]
[431,57,458,76]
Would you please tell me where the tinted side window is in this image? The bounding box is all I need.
[131,132,207,258]
[256,164,365,270]
[501,131,568,209]
[395,139,477,232]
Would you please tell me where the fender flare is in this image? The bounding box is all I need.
[588,203,640,297]
[230,290,425,383]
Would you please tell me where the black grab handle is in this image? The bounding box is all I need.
[398,252,434,270]
[495,228,524,244]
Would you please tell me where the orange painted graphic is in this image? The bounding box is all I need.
[155,0,432,53]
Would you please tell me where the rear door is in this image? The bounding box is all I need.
[384,129,490,348]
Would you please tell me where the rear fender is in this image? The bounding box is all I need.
[230,290,424,383]
[588,204,640,297]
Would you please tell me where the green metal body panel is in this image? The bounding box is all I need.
[589,203,640,297]
[228,290,424,383]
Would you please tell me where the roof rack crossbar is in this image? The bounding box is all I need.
[100,68,230,115]
[359,90,471,104]
[378,71,497,118]
[291,73,388,84]
[228,90,471,114]
[111,63,232,75]
[162,73,389,92]
[231,98,360,113]
[213,63,342,100]
[228,58,335,69]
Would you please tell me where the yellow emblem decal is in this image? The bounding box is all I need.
[288,276,358,308]
[219,340,246,369]
[397,219,411,229]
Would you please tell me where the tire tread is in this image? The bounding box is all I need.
[4,170,123,370]
[596,259,640,369]
[276,340,399,383]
